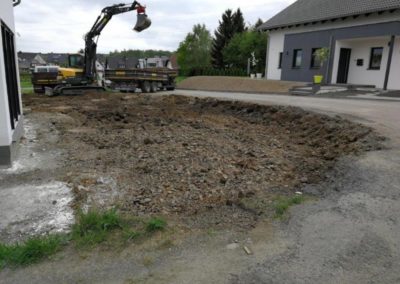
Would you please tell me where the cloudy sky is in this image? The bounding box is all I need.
[14,0,295,53]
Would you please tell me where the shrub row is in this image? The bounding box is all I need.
[179,67,247,77]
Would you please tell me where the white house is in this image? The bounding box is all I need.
[0,0,23,167]
[261,0,400,90]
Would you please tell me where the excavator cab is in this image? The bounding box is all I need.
[133,5,151,32]
[68,54,84,69]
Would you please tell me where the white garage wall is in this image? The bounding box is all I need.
[0,1,14,147]
[266,31,284,80]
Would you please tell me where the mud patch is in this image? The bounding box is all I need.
[0,182,74,244]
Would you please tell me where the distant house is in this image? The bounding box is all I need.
[138,56,173,69]
[260,0,400,90]
[169,53,179,70]
[106,56,139,69]
[18,52,46,72]
[42,53,69,67]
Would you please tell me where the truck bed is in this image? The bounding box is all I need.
[105,68,178,82]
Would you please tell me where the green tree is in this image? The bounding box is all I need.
[211,9,246,68]
[176,24,212,70]
[222,30,268,73]
[233,8,246,33]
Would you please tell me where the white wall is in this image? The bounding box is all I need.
[0,0,20,147]
[265,10,400,83]
[266,31,284,80]
[388,37,400,90]
[331,37,390,88]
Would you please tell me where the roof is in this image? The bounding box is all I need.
[260,0,400,30]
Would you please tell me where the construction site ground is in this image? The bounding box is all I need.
[0,90,388,283]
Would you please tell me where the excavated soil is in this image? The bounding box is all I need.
[22,92,382,228]
[177,76,305,94]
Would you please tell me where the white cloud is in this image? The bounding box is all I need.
[14,0,295,53]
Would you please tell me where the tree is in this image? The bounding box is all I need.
[233,8,246,33]
[222,31,268,73]
[211,9,246,68]
[253,18,264,30]
[211,9,234,68]
[176,24,212,71]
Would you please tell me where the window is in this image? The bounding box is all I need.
[278,52,283,69]
[311,48,322,68]
[292,49,302,68]
[1,22,21,130]
[369,47,383,70]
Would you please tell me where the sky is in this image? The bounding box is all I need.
[14,0,296,54]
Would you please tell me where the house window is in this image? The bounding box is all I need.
[369,47,383,70]
[1,22,21,130]
[292,49,302,68]
[311,48,322,68]
[278,52,283,69]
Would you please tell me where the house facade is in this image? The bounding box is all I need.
[261,0,400,90]
[0,0,23,167]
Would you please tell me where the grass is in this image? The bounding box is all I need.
[274,195,305,218]
[20,73,33,89]
[0,235,67,268]
[146,217,167,233]
[175,76,187,84]
[0,209,168,269]
[71,209,123,246]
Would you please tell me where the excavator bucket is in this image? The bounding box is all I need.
[134,13,151,32]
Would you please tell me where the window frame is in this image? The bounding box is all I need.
[310,48,322,69]
[292,49,303,69]
[368,47,384,70]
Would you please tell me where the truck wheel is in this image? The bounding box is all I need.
[166,86,176,91]
[141,81,151,93]
[150,82,158,93]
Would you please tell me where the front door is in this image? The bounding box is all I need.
[337,48,352,84]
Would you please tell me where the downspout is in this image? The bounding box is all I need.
[384,35,395,91]
[13,0,22,7]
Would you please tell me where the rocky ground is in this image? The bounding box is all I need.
[20,91,382,231]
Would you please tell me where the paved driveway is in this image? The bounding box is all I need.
[174,90,400,284]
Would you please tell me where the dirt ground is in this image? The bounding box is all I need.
[19,91,382,230]
[177,76,305,94]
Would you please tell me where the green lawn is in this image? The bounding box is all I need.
[19,73,33,89]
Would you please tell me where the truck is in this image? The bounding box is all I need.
[31,1,153,96]
[105,67,178,93]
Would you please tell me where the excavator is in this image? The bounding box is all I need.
[32,1,151,96]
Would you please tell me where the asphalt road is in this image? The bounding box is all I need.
[174,90,400,284]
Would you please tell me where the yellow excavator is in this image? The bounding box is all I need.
[32,1,151,95]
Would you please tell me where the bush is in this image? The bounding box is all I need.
[179,67,247,77]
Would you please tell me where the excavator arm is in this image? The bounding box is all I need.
[83,1,151,81]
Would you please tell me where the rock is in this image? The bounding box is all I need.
[226,243,240,250]
[243,246,253,255]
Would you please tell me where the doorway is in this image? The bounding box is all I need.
[337,48,352,84]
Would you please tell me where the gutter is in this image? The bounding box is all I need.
[13,0,21,7]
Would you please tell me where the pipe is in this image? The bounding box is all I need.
[13,0,21,7]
